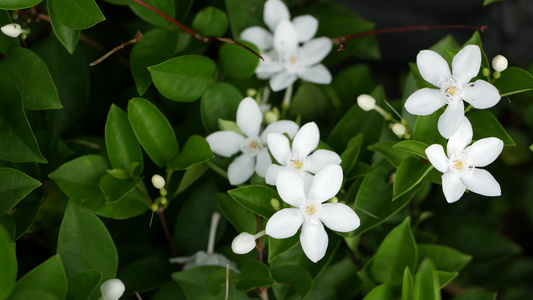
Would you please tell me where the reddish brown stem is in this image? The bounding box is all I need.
[256,214,264,263]
[90,31,143,66]
[157,207,179,257]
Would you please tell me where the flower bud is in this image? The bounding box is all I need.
[357,94,376,111]
[100,279,125,300]
[1,23,25,38]
[492,55,508,72]
[151,174,165,189]
[392,123,406,136]
[264,111,278,124]
[231,232,256,254]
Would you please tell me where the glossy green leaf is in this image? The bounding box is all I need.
[13,255,67,299]
[176,163,209,195]
[370,217,417,286]
[468,110,516,146]
[200,82,242,133]
[414,259,441,300]
[332,64,374,112]
[363,283,393,300]
[119,256,172,293]
[0,224,16,300]
[99,175,140,202]
[417,244,472,273]
[168,135,213,170]
[129,0,175,28]
[52,0,105,30]
[0,168,41,216]
[10,290,59,300]
[401,267,414,300]
[101,0,131,5]
[340,134,363,176]
[57,202,118,284]
[48,0,80,54]
[224,0,263,38]
[494,67,533,96]
[291,82,329,118]
[393,157,433,200]
[215,193,255,233]
[368,141,413,168]
[218,119,243,134]
[307,257,361,299]
[105,104,143,176]
[393,140,429,158]
[96,188,149,219]
[347,162,376,179]
[0,0,42,9]
[173,266,244,299]
[268,235,299,263]
[149,55,215,102]
[413,111,446,146]
[128,97,179,167]
[236,260,276,291]
[130,29,179,95]
[9,192,40,241]
[271,265,313,299]
[228,185,279,219]
[0,74,47,163]
[436,270,457,288]
[0,47,61,110]
[192,7,228,36]
[219,40,260,79]
[66,270,102,300]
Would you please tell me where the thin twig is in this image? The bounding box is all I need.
[157,207,179,257]
[90,31,143,66]
[225,264,230,300]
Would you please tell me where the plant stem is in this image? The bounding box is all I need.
[157,207,179,257]
[207,212,221,255]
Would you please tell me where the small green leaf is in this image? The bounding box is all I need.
[173,266,243,299]
[436,270,457,288]
[66,270,102,300]
[393,157,433,200]
[414,259,441,300]
[363,283,394,300]
[393,140,429,158]
[13,255,67,300]
[200,82,242,133]
[128,97,179,167]
[291,82,329,118]
[176,163,209,195]
[10,290,59,300]
[52,0,105,30]
[268,235,299,263]
[417,244,472,273]
[401,267,414,300]
[224,0,263,38]
[236,261,276,291]
[494,67,533,96]
[340,134,363,175]
[99,175,140,202]
[215,193,256,233]
[368,141,413,168]
[218,119,243,134]
[468,110,516,146]
[219,40,259,79]
[0,224,17,300]
[0,0,42,9]
[149,55,215,102]
[168,135,214,170]
[414,111,446,147]
[48,0,80,54]
[129,0,175,28]
[228,185,279,218]
[192,7,228,36]
[271,265,313,299]
[0,168,41,216]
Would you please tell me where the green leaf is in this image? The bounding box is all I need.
[57,202,118,284]
[13,255,67,299]
[414,259,441,300]
[0,168,41,216]
[99,175,140,202]
[66,270,102,300]
[218,119,243,134]
[215,193,256,233]
[119,256,172,293]
[483,0,502,5]
[168,135,213,170]
[172,266,244,299]
[340,134,363,176]
[268,235,299,263]
[291,82,329,118]
[129,0,175,28]
[149,55,215,102]
[0,224,16,300]
[363,283,394,300]
[236,260,276,291]
[468,110,516,146]
[271,265,313,299]
[48,0,80,54]
[417,244,472,273]
[393,140,429,159]
[219,41,260,79]
[0,74,47,163]
[10,290,59,300]
[0,47,61,110]
[130,29,179,96]
[370,217,417,286]
[393,157,433,200]
[228,185,279,219]
[494,67,533,96]
[414,111,446,147]
[401,267,414,300]
[200,82,242,133]
[332,64,374,112]
[224,0,263,38]
[128,97,179,167]
[52,0,105,30]
[436,270,457,288]
[368,141,413,168]
[0,0,42,9]
[175,163,209,195]
[192,7,228,36]
[105,104,143,176]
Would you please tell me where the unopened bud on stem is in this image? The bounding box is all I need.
[1,23,29,38]
[357,94,376,111]
[151,174,165,189]
[492,55,508,72]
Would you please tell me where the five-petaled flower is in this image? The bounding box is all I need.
[266,165,360,262]
[405,45,500,138]
[265,122,341,189]
[425,117,503,203]
[240,0,332,92]
[206,97,299,185]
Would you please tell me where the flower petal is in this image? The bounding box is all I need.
[307,149,341,174]
[300,221,328,263]
[269,71,298,92]
[461,169,501,197]
[301,37,332,66]
[265,208,304,238]
[446,117,472,157]
[228,154,255,185]
[292,15,318,42]
[267,133,291,164]
[417,50,452,87]
[237,97,263,137]
[320,203,360,232]
[425,144,449,173]
[404,88,446,115]
[206,131,245,157]
[256,59,284,78]
[297,64,332,84]
[260,120,299,144]
[292,122,320,156]
[240,26,273,51]
[464,137,503,167]
[265,164,287,185]
[255,148,272,177]
[452,45,481,84]
[437,99,465,138]
[273,20,298,53]
[276,170,306,207]
[264,0,291,33]
[462,80,501,109]
[442,172,466,203]
[309,165,343,203]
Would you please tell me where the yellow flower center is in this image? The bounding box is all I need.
[249,141,260,150]
[305,205,316,215]
[290,55,297,64]
[446,86,458,95]
[293,160,302,170]
[453,160,463,170]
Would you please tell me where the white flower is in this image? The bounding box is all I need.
[99,279,125,300]
[1,23,28,38]
[405,45,501,138]
[240,0,332,92]
[492,55,508,72]
[206,97,299,185]
[151,174,165,189]
[265,122,341,189]
[425,117,503,203]
[265,165,360,262]
[231,232,257,254]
